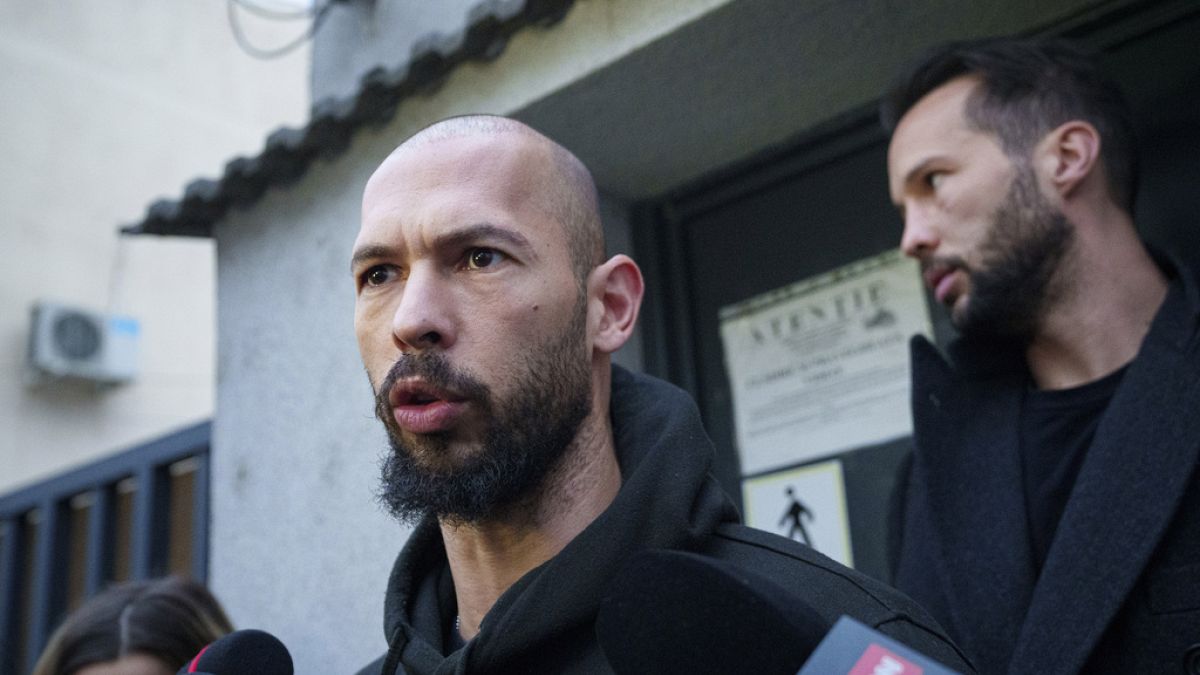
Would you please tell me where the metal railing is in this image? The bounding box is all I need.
[0,421,211,675]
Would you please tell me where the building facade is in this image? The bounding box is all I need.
[28,0,1200,673]
[0,1,308,672]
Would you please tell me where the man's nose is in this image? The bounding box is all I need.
[391,265,455,352]
[899,207,941,259]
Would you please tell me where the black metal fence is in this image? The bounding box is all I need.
[0,421,211,675]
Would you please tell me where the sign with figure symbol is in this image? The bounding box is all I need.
[743,459,853,567]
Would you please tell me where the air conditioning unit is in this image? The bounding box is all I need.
[27,302,139,385]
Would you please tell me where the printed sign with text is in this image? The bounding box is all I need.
[720,249,931,474]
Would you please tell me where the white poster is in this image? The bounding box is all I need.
[743,459,853,567]
[720,249,931,475]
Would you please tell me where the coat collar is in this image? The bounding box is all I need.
[909,337,1036,667]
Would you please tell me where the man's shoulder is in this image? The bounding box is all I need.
[702,523,911,619]
[698,523,975,671]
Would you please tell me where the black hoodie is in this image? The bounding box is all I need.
[359,367,972,674]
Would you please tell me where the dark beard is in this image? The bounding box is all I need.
[374,300,592,526]
[954,164,1074,342]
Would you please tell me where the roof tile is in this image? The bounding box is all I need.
[123,0,576,237]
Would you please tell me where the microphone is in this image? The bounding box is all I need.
[176,629,294,675]
[596,549,830,674]
[797,616,963,674]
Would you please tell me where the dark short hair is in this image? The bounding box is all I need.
[33,577,234,675]
[880,37,1139,212]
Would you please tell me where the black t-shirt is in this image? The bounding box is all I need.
[1019,366,1126,571]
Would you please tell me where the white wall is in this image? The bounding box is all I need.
[0,0,309,493]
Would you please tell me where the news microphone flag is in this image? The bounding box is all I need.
[796,616,964,675]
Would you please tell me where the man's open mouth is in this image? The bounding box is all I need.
[389,380,459,407]
[388,380,467,433]
[922,262,961,305]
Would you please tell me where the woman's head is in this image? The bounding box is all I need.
[33,577,233,675]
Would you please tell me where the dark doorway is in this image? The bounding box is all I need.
[636,3,1200,582]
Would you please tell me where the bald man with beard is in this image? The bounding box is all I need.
[351,115,970,674]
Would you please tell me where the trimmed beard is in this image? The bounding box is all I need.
[374,297,592,526]
[953,163,1074,342]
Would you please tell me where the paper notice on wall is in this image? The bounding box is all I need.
[743,459,853,567]
[720,249,931,475]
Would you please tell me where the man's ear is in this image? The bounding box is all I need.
[1037,120,1102,199]
[588,254,644,355]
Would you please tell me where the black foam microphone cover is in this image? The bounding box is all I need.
[176,628,293,675]
[596,549,831,675]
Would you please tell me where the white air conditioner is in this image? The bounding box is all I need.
[27,302,139,385]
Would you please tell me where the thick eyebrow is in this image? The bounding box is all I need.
[350,244,400,274]
[432,222,536,259]
[900,157,938,193]
[349,223,537,274]
[891,157,941,217]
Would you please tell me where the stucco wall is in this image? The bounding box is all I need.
[215,151,388,673]
[0,0,308,493]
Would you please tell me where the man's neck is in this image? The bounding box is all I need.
[439,412,622,641]
[1026,221,1168,390]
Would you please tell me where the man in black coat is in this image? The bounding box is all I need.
[882,38,1200,673]
[351,114,972,673]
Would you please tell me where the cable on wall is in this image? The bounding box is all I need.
[227,0,336,59]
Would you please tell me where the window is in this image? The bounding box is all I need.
[0,421,211,674]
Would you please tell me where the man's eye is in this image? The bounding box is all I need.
[466,248,505,270]
[925,171,946,189]
[363,265,396,287]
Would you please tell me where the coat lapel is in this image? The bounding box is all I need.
[1009,280,1200,673]
[909,338,1037,667]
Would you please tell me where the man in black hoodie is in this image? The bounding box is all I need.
[351,115,971,674]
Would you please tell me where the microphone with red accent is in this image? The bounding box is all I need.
[176,629,294,675]
[796,616,964,674]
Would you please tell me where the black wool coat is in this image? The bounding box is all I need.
[891,263,1200,674]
